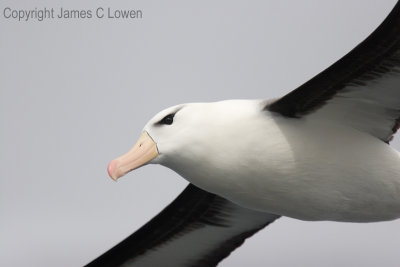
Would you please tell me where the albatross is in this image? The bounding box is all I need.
[87,1,400,266]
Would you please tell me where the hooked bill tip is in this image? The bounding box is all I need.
[107,160,119,181]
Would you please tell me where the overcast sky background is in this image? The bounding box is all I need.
[1,0,400,266]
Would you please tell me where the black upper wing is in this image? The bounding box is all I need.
[85,184,279,267]
[268,1,400,143]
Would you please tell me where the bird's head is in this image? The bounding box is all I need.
[106,100,261,181]
[107,103,215,181]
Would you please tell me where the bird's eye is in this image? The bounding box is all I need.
[159,114,174,125]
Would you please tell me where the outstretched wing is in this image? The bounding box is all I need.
[85,184,279,267]
[268,1,400,143]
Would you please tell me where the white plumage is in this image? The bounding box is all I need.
[145,99,400,222]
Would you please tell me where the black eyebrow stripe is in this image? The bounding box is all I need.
[154,106,184,126]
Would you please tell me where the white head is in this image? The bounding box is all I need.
[107,100,264,182]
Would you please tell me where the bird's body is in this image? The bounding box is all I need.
[148,99,400,222]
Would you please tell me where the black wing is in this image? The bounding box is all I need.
[85,184,279,267]
[268,1,400,143]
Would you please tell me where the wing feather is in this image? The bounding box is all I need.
[268,1,400,143]
[85,184,279,267]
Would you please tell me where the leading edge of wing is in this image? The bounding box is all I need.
[267,1,400,118]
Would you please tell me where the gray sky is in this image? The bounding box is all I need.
[1,1,400,266]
